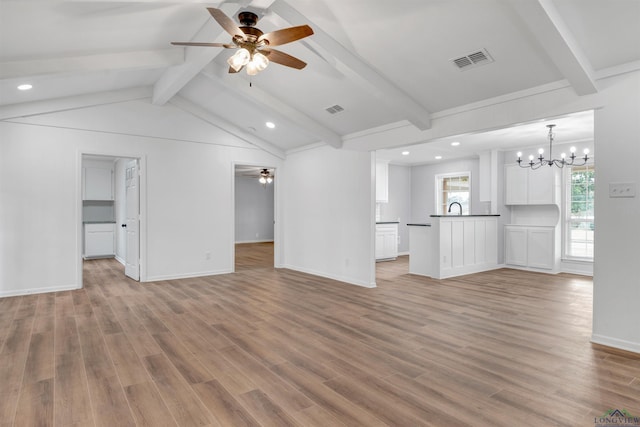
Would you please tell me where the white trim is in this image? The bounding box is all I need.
[115,255,126,266]
[281,265,376,289]
[78,151,147,287]
[232,161,278,273]
[146,269,233,283]
[591,334,640,354]
[285,142,326,156]
[1,284,80,298]
[397,251,410,256]
[435,171,472,215]
[235,239,275,244]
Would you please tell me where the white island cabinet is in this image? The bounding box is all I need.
[408,215,499,279]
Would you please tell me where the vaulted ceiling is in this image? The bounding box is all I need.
[1,0,639,161]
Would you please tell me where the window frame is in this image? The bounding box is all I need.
[562,162,595,262]
[435,171,471,215]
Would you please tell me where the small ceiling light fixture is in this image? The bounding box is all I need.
[265,121,275,129]
[402,151,410,156]
[517,124,590,169]
[435,156,443,160]
[17,84,32,91]
[258,168,273,186]
[451,141,460,146]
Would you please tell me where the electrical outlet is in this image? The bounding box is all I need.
[609,182,636,198]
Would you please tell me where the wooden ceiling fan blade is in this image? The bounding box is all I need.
[229,65,242,74]
[207,7,245,39]
[258,25,313,46]
[171,42,235,48]
[262,48,307,70]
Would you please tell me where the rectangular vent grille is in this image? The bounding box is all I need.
[325,104,344,114]
[451,49,494,70]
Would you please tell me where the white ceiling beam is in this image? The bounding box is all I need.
[509,0,597,96]
[0,87,152,121]
[152,2,250,106]
[269,0,431,131]
[0,50,181,80]
[201,69,343,148]
[169,95,286,159]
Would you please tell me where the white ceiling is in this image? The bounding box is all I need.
[1,0,639,156]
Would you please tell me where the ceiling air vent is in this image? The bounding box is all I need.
[325,104,344,114]
[451,48,494,71]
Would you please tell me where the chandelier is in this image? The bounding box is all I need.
[517,124,590,169]
[258,168,273,185]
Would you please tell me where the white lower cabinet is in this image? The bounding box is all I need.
[375,223,398,261]
[505,225,555,270]
[84,223,116,258]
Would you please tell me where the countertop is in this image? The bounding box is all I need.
[407,223,432,227]
[429,214,500,217]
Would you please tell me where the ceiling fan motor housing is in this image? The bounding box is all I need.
[238,11,259,26]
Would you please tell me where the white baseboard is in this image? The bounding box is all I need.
[280,264,376,288]
[115,255,125,266]
[591,334,640,354]
[235,239,274,244]
[145,268,233,282]
[0,284,81,298]
[397,251,410,256]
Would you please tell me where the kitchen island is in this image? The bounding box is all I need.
[408,215,499,279]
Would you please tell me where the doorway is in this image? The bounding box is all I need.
[80,154,142,282]
[233,165,276,271]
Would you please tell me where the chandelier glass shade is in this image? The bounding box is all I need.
[517,124,589,169]
[227,49,269,75]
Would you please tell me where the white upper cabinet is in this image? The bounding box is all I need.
[375,161,389,203]
[504,164,558,205]
[83,161,114,200]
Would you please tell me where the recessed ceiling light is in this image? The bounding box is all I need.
[265,122,275,129]
[451,141,460,146]
[17,84,32,91]
[401,151,410,156]
[435,156,443,160]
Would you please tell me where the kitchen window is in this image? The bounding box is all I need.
[436,172,470,215]
[564,164,594,260]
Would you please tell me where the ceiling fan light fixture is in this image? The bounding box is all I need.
[245,51,269,75]
[227,48,250,71]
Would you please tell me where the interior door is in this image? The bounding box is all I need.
[125,159,140,280]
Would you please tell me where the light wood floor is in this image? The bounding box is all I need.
[1,244,639,426]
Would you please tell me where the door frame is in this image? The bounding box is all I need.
[231,162,279,272]
[77,150,147,287]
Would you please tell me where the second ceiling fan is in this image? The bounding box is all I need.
[172,7,314,75]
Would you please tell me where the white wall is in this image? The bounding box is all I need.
[0,96,283,296]
[410,158,481,221]
[235,175,274,243]
[378,164,411,253]
[282,145,375,287]
[591,72,640,353]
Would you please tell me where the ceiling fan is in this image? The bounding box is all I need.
[171,8,313,75]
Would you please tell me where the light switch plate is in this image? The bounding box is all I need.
[609,182,636,198]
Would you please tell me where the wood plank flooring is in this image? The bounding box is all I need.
[1,244,639,426]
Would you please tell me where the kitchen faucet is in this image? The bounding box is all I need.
[448,202,462,215]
